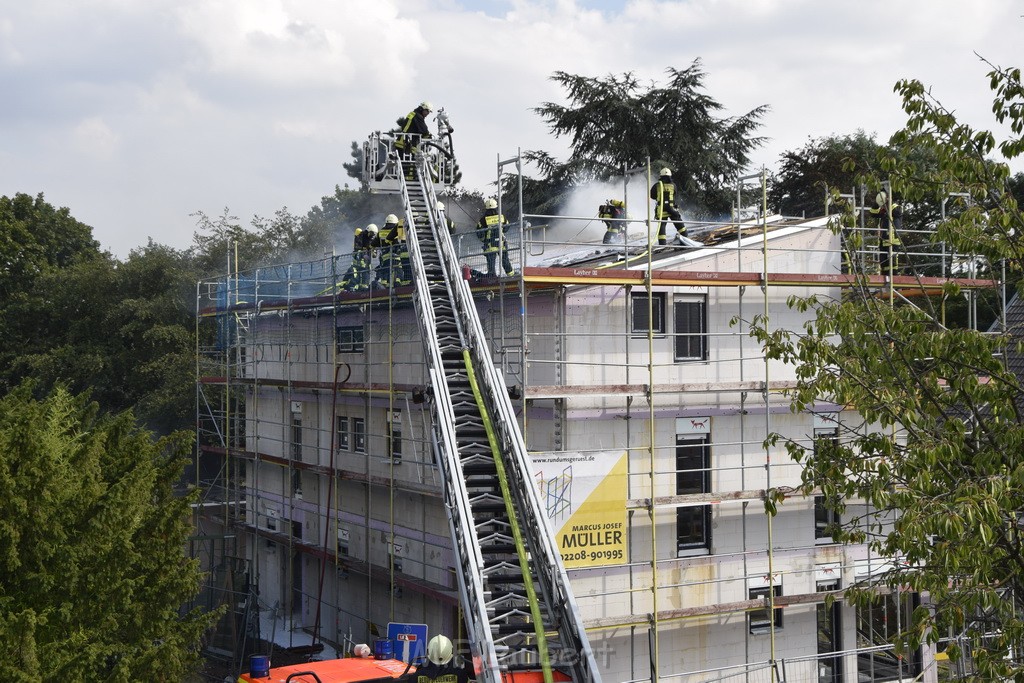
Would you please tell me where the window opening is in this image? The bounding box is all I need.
[749,583,783,634]
[336,325,365,353]
[353,417,366,453]
[673,296,707,361]
[336,415,349,451]
[676,433,711,554]
[631,291,666,336]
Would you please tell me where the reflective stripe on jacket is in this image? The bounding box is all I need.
[476,212,507,252]
[650,179,677,220]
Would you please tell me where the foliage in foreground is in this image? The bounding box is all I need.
[0,385,212,681]
[754,59,1024,678]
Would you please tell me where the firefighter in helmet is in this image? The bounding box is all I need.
[403,635,475,683]
[868,190,903,274]
[598,199,626,244]
[340,223,377,291]
[650,167,687,245]
[394,101,434,178]
[476,198,513,277]
[375,214,402,289]
[437,201,456,235]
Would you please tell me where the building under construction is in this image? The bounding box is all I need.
[193,124,998,683]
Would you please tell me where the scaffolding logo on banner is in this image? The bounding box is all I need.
[533,450,628,568]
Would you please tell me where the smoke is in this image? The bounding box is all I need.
[536,176,656,247]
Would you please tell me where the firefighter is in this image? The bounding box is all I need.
[340,224,377,291]
[402,635,475,683]
[476,198,513,277]
[598,199,626,244]
[394,101,434,178]
[437,201,456,235]
[394,219,412,286]
[868,191,903,274]
[650,167,687,245]
[375,214,402,289]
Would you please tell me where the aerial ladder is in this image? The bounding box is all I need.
[384,149,601,683]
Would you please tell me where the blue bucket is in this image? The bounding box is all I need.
[373,637,393,660]
[249,654,271,678]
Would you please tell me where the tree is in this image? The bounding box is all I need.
[530,61,769,216]
[0,235,199,435]
[753,60,1024,679]
[107,242,199,433]
[767,129,1010,328]
[301,185,402,251]
[0,193,107,391]
[0,384,212,680]
[0,192,100,300]
[342,141,367,190]
[767,131,883,217]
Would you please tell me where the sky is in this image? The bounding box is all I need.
[1,0,1022,258]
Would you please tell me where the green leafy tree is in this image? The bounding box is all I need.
[0,384,212,681]
[768,131,883,217]
[189,204,336,276]
[768,130,1007,327]
[0,192,100,300]
[108,242,199,433]
[1009,171,1024,205]
[529,60,769,216]
[301,185,402,249]
[0,193,106,399]
[753,60,1024,679]
[0,237,198,435]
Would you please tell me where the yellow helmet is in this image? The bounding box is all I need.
[484,198,498,210]
[427,635,453,666]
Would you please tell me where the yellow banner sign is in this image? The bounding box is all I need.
[533,451,628,568]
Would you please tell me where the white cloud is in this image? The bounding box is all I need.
[0,18,21,65]
[175,0,427,91]
[71,117,120,159]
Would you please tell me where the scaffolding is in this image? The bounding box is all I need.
[193,159,999,682]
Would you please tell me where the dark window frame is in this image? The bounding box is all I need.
[336,324,365,353]
[389,410,402,465]
[856,591,922,679]
[813,428,840,541]
[817,576,843,683]
[749,584,783,634]
[676,434,711,554]
[815,496,840,541]
[352,417,366,454]
[631,291,666,337]
[673,296,708,361]
[290,414,302,461]
[336,415,350,451]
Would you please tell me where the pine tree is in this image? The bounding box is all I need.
[529,60,769,216]
[0,384,212,681]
